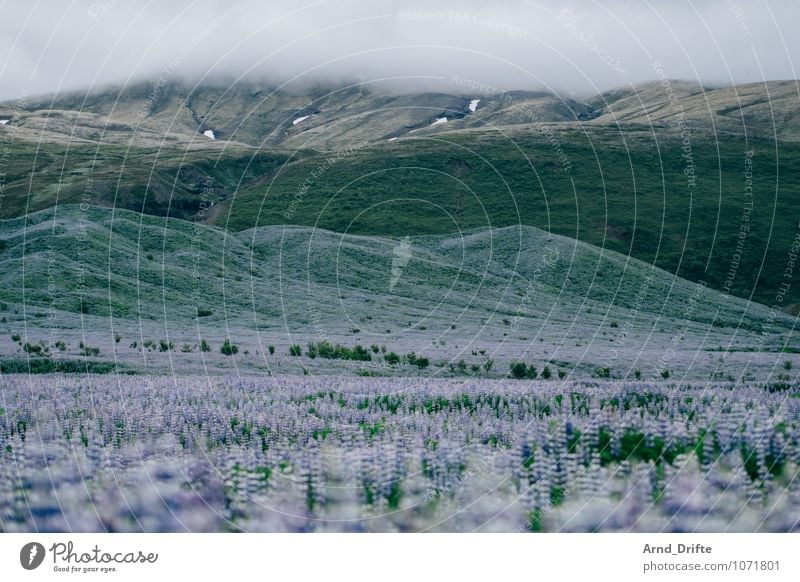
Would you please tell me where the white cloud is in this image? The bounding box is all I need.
[0,0,797,100]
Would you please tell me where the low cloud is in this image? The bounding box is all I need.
[0,0,797,100]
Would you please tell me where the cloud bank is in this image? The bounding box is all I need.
[0,0,797,100]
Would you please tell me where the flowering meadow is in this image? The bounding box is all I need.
[1,374,798,532]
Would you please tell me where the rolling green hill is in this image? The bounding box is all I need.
[0,205,796,379]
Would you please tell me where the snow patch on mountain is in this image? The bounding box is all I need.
[293,115,310,125]
[469,99,480,112]
[203,130,216,140]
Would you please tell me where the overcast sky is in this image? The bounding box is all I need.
[0,0,797,100]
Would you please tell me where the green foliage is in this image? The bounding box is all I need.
[23,342,47,355]
[268,345,275,355]
[0,359,133,374]
[78,341,100,357]
[196,308,213,317]
[306,342,318,359]
[200,339,211,352]
[289,344,302,357]
[510,362,528,379]
[593,367,611,379]
[221,339,239,356]
[541,365,552,379]
[384,351,400,365]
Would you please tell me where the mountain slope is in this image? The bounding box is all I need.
[0,205,796,379]
[1,80,799,309]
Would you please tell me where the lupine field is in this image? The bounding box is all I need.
[2,374,799,532]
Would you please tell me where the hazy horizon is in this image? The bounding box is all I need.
[1,0,798,100]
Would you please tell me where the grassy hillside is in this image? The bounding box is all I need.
[0,205,796,380]
[219,126,800,308]
[0,142,290,220]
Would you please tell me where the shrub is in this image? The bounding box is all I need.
[483,359,494,373]
[610,321,619,328]
[634,369,642,380]
[200,339,211,352]
[180,344,193,353]
[384,352,401,365]
[304,341,371,361]
[541,366,552,379]
[660,369,671,380]
[784,360,792,370]
[11,333,21,342]
[115,333,121,343]
[221,339,239,356]
[268,345,275,355]
[55,341,67,351]
[289,344,302,357]
[510,362,528,379]
[306,342,318,359]
[23,342,45,355]
[159,340,174,352]
[0,359,129,374]
[79,343,100,357]
[371,344,380,354]
[196,308,213,317]
[526,366,538,379]
[558,370,566,379]
[414,357,430,369]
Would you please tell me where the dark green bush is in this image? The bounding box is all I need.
[221,339,239,356]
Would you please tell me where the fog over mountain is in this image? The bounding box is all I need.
[1,0,798,100]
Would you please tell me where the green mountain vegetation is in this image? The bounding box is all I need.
[0,205,796,379]
[1,79,798,308]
